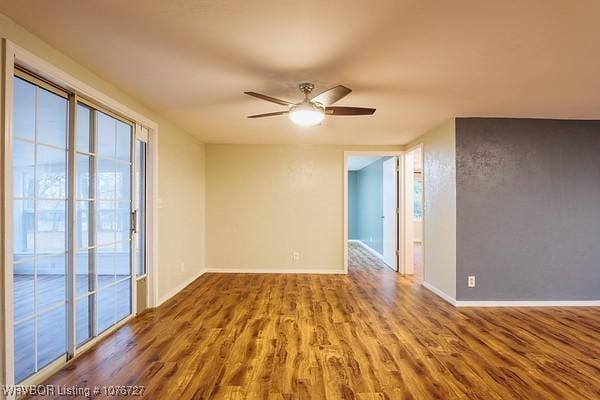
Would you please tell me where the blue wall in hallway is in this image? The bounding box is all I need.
[348,158,388,255]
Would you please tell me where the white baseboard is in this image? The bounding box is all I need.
[455,300,600,307]
[349,239,385,260]
[157,269,206,306]
[206,267,345,274]
[422,281,456,306]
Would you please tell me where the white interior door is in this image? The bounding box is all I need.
[382,157,398,270]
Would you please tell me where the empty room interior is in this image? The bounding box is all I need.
[0,1,599,399]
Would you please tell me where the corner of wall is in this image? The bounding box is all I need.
[408,118,457,300]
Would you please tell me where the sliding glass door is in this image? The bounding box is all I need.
[10,70,135,383]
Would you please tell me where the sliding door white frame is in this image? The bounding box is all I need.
[1,39,159,391]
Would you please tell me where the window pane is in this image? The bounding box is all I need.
[76,104,91,153]
[14,319,35,383]
[96,202,115,246]
[413,177,423,219]
[37,145,67,199]
[13,258,35,321]
[37,88,68,148]
[96,285,115,334]
[116,201,130,244]
[13,199,34,259]
[76,249,92,296]
[13,139,35,198]
[116,121,131,161]
[97,246,115,289]
[135,141,146,277]
[76,154,92,200]
[97,159,115,200]
[76,296,92,346]
[37,254,66,311]
[115,279,131,322]
[36,200,66,254]
[37,306,66,367]
[115,241,130,280]
[76,201,91,249]
[13,77,35,140]
[97,112,116,157]
[116,161,130,200]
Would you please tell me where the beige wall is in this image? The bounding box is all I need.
[409,120,456,299]
[157,132,206,299]
[206,144,402,272]
[0,14,206,301]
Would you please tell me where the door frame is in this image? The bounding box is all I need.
[1,39,159,390]
[343,150,405,274]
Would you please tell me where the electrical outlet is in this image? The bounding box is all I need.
[468,275,476,288]
[180,262,185,272]
[292,252,300,261]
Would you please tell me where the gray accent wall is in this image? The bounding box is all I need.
[456,118,600,300]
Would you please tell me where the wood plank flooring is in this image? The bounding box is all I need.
[35,263,600,399]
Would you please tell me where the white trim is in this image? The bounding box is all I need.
[343,150,404,274]
[422,281,457,306]
[348,239,385,260]
[206,268,345,275]
[148,126,159,308]
[1,38,16,391]
[455,300,600,307]
[421,281,600,307]
[157,270,206,306]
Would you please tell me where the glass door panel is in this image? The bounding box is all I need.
[135,139,147,278]
[12,75,69,383]
[134,135,148,313]
[74,102,95,346]
[77,106,132,341]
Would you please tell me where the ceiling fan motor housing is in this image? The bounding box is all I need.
[299,82,315,95]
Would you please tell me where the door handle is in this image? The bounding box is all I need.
[131,210,137,234]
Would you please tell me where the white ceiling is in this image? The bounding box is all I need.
[348,156,383,171]
[2,1,600,144]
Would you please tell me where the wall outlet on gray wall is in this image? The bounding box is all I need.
[468,275,476,288]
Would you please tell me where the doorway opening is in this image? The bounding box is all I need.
[344,152,402,272]
[403,145,424,282]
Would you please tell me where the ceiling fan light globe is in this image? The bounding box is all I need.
[288,103,324,127]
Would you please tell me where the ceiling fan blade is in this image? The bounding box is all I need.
[244,91,293,106]
[247,111,289,118]
[325,106,376,116]
[310,85,352,106]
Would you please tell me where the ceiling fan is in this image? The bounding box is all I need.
[244,83,376,126]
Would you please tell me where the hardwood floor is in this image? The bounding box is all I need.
[35,265,600,399]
